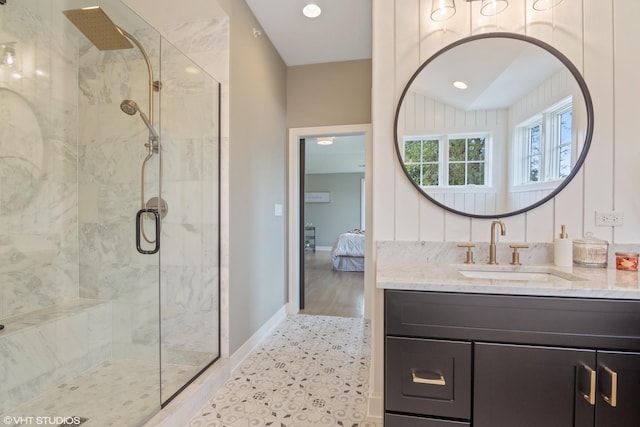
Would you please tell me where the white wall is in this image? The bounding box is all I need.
[370,0,640,418]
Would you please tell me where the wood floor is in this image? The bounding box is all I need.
[300,250,364,318]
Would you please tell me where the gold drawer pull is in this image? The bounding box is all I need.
[601,365,618,407]
[581,364,596,405]
[412,370,446,386]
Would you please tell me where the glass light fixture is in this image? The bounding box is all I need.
[302,3,322,18]
[431,0,456,22]
[533,0,563,10]
[480,0,508,16]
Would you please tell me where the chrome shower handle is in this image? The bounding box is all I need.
[136,208,160,254]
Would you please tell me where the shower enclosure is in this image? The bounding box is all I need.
[0,0,220,425]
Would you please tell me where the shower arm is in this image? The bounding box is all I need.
[117,27,155,128]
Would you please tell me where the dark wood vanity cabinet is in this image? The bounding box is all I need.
[384,290,640,427]
[594,351,640,426]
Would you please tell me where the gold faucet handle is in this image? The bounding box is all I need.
[509,244,529,265]
[457,243,476,264]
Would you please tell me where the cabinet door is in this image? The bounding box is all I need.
[474,343,596,427]
[596,351,640,426]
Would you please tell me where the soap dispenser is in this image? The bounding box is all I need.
[554,225,572,267]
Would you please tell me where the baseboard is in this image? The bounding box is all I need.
[368,393,384,420]
[229,305,287,373]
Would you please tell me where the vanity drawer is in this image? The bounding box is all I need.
[385,337,471,419]
[385,290,640,350]
[385,413,470,426]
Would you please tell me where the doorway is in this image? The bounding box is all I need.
[300,134,365,316]
[287,124,372,319]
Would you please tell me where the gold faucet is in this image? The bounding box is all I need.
[489,220,506,264]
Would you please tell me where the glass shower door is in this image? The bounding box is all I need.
[71,2,164,424]
[0,0,220,423]
[158,38,221,403]
[0,0,164,425]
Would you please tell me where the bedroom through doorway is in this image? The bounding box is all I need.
[299,133,366,318]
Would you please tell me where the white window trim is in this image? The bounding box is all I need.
[513,96,573,187]
[403,132,492,190]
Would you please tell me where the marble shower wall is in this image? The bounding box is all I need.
[76,20,220,364]
[0,0,113,414]
[0,0,79,321]
[158,40,220,366]
[76,22,163,362]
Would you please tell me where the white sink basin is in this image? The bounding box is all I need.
[457,266,585,282]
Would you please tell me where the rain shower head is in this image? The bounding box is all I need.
[65,7,159,142]
[62,7,133,51]
[121,99,158,140]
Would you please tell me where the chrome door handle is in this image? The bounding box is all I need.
[412,370,446,386]
[600,364,618,407]
[136,208,160,254]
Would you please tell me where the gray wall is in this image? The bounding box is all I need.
[219,0,287,354]
[209,3,371,356]
[305,173,364,247]
[287,59,372,128]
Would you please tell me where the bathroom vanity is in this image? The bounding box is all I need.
[384,27,638,426]
[379,261,640,427]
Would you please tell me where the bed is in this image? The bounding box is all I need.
[331,230,365,272]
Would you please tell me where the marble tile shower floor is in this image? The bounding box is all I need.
[3,358,197,426]
[188,315,382,427]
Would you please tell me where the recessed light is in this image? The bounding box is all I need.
[453,80,468,90]
[317,137,334,145]
[303,3,322,18]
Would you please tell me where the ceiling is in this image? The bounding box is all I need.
[305,135,365,175]
[244,0,372,67]
[245,1,370,174]
[410,38,565,111]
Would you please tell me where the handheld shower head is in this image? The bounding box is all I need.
[121,99,158,140]
[120,99,139,116]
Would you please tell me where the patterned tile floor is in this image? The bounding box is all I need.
[187,315,382,427]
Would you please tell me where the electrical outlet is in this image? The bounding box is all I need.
[595,211,624,226]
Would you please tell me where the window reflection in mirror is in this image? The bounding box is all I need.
[395,33,593,218]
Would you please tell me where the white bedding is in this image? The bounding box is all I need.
[331,231,365,271]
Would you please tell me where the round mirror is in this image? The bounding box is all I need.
[394,32,594,218]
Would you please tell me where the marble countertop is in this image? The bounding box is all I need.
[377,261,640,299]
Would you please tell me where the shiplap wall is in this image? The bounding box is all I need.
[369,0,640,417]
[374,0,639,246]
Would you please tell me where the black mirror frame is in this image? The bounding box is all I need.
[394,32,594,219]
